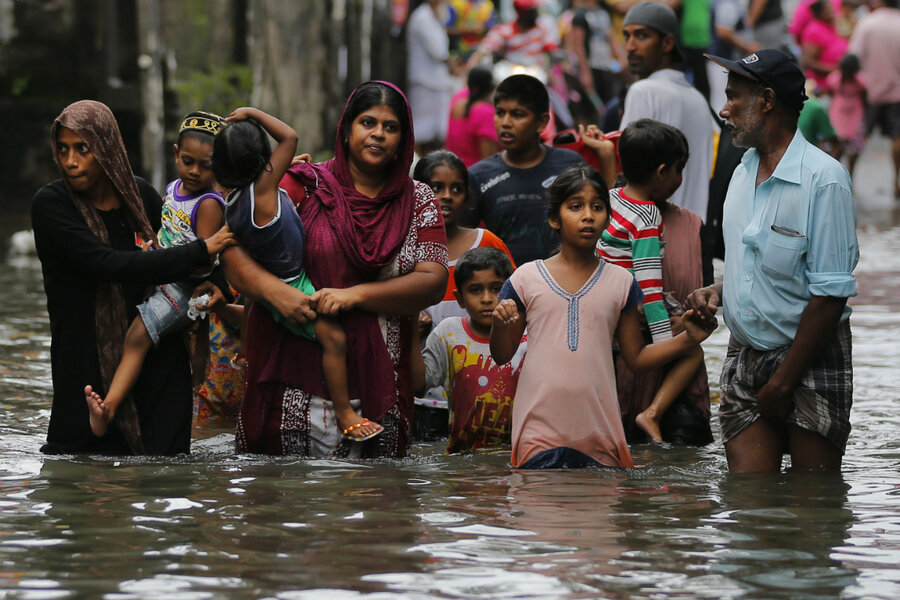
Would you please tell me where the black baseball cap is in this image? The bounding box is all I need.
[705,49,808,111]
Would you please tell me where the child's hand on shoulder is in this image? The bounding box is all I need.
[492,299,520,327]
[291,153,313,166]
[681,308,717,344]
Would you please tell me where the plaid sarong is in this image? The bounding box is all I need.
[719,321,853,453]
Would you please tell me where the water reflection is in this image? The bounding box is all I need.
[2,183,900,598]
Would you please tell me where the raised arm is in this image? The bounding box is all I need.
[225,107,299,226]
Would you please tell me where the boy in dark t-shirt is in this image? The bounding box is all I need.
[462,74,584,265]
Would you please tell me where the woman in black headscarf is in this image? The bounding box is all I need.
[32,100,231,455]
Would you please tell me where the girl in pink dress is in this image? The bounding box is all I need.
[445,66,499,167]
[825,53,868,177]
[490,165,714,469]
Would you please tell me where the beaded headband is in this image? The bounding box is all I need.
[179,111,224,136]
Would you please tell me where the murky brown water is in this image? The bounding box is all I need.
[1,139,898,599]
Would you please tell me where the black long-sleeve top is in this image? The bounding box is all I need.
[32,178,211,455]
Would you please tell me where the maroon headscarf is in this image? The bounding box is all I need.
[51,100,154,453]
[242,82,419,444]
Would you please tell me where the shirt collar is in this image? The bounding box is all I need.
[739,127,806,185]
[647,69,688,85]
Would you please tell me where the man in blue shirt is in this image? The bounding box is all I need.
[686,50,859,473]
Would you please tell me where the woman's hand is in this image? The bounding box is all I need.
[191,281,226,312]
[270,285,318,325]
[310,287,362,316]
[291,153,313,166]
[204,224,236,256]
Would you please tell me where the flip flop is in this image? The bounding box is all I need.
[341,419,383,442]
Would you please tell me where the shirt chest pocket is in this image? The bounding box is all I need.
[759,228,808,279]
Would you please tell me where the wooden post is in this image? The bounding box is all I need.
[136,0,165,190]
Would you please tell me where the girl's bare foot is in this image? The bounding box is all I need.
[337,409,383,441]
[635,410,664,443]
[85,385,113,437]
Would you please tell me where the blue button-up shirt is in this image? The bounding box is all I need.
[722,128,858,351]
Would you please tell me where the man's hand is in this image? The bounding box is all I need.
[684,283,722,324]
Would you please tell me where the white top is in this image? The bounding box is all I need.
[620,69,716,220]
[407,3,452,91]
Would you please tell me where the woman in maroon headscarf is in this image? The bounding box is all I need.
[31,100,231,455]
[224,82,449,458]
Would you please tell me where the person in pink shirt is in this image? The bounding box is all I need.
[788,0,842,42]
[800,0,848,91]
[825,53,868,176]
[445,67,499,167]
[849,0,900,198]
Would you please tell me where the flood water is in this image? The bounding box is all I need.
[1,138,899,599]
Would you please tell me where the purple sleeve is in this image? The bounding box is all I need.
[622,276,645,313]
[499,278,525,314]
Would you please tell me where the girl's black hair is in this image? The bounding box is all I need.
[839,53,861,82]
[465,66,494,117]
[412,149,469,200]
[545,164,611,224]
[340,82,410,146]
[212,118,271,190]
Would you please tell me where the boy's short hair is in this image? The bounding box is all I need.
[494,74,549,117]
[454,247,514,289]
[618,118,689,185]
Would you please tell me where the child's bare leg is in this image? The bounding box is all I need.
[313,316,382,439]
[85,316,154,436]
[636,345,704,443]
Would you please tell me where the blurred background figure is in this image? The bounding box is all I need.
[447,0,497,61]
[745,0,788,49]
[408,0,456,156]
[708,0,761,111]
[445,66,499,166]
[667,0,713,101]
[799,0,847,92]
[565,0,627,121]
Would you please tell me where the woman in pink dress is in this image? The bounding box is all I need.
[800,0,848,91]
[490,165,713,469]
[445,66,499,167]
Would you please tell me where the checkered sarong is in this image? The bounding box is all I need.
[718,321,853,453]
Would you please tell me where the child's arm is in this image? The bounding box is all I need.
[410,318,427,397]
[420,326,449,398]
[578,123,618,188]
[616,308,714,371]
[191,197,227,275]
[628,209,672,343]
[490,299,526,365]
[225,107,299,227]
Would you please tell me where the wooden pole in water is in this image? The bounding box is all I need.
[136,0,165,191]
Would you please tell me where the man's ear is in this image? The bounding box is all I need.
[759,87,778,114]
[536,112,551,135]
[661,34,676,55]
